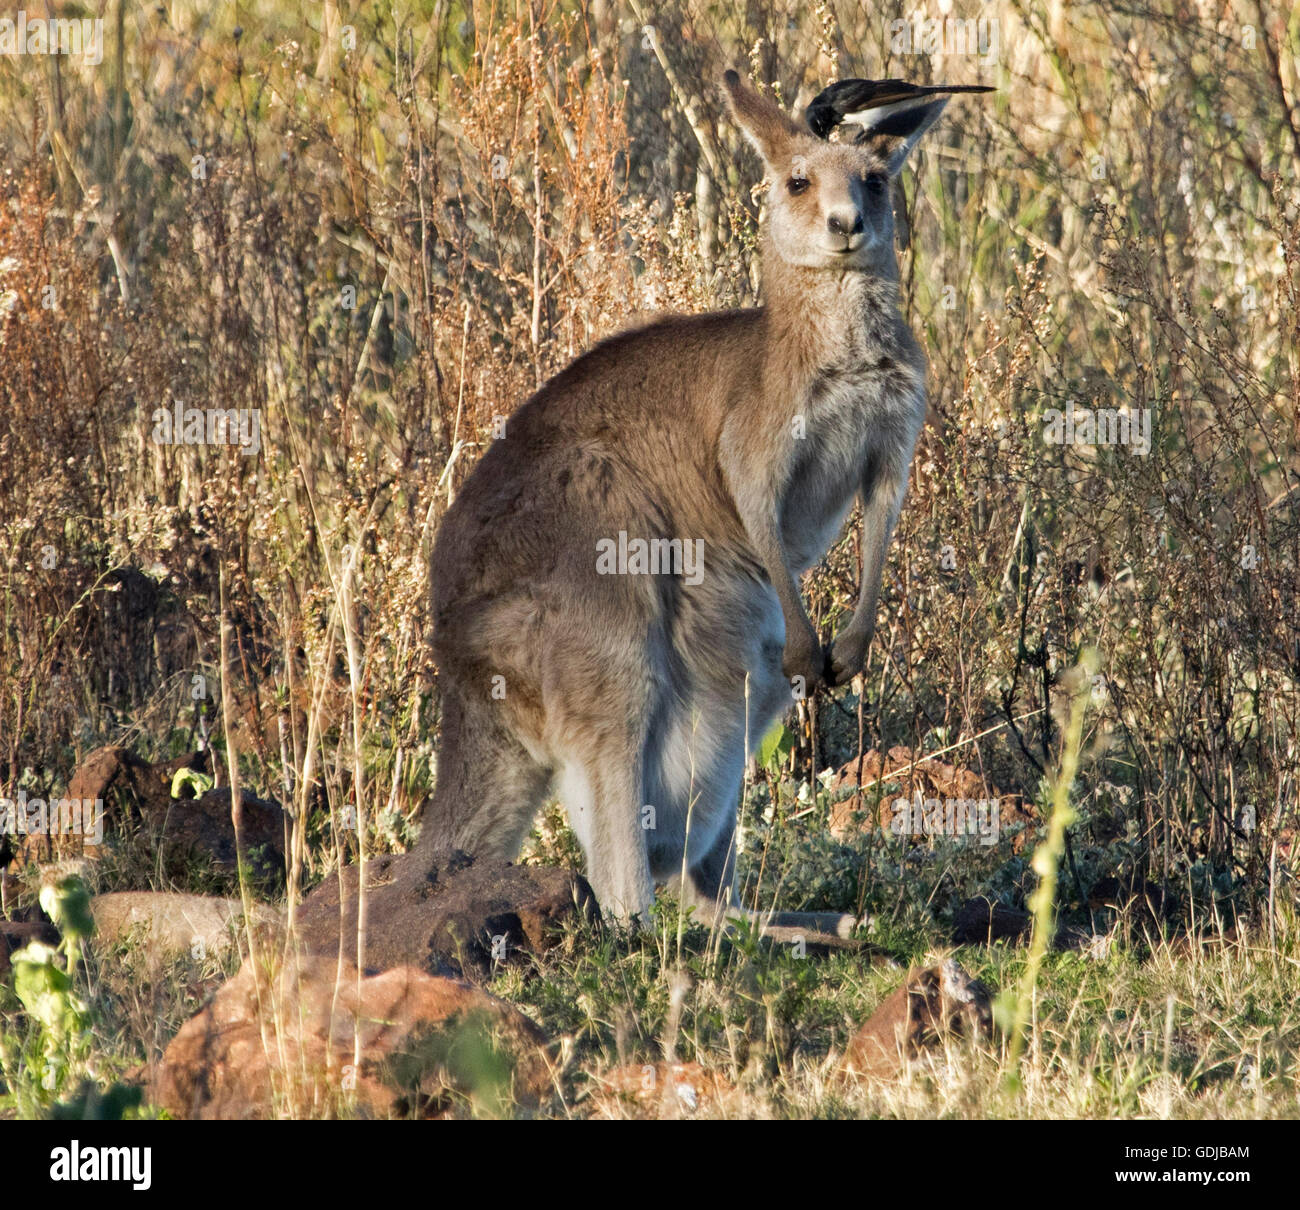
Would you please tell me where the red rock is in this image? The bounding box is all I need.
[148,951,551,1119]
[590,1061,736,1118]
[831,747,1033,852]
[843,959,993,1081]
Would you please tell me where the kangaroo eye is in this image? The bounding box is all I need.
[787,175,810,196]
[864,173,888,194]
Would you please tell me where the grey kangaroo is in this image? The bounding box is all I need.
[422,70,982,933]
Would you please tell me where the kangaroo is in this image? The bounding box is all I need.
[421,70,974,935]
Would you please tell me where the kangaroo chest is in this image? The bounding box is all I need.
[779,357,923,572]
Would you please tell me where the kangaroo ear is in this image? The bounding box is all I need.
[722,69,802,166]
[858,96,949,174]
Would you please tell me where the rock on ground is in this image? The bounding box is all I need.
[951,896,1114,955]
[9,745,286,889]
[149,786,286,886]
[843,959,994,1081]
[0,919,60,979]
[951,896,1033,944]
[588,1061,738,1119]
[147,952,552,1119]
[90,891,282,958]
[293,849,596,980]
[830,747,1034,851]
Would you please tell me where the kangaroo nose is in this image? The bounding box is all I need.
[827,210,864,237]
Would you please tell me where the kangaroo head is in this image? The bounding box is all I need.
[722,69,948,271]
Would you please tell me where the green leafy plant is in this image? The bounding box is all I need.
[0,876,143,1119]
[757,722,794,776]
[170,766,215,799]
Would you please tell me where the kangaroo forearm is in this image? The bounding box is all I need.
[849,550,886,636]
[751,527,814,635]
[849,469,907,638]
[720,447,811,635]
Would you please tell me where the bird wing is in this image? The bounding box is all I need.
[806,78,994,138]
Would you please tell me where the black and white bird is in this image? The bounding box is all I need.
[805,78,994,141]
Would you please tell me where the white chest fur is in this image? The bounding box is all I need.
[780,359,924,572]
